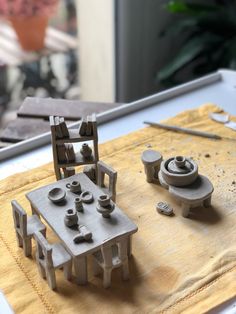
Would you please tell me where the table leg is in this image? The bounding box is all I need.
[74,256,88,285]
[127,235,132,258]
[31,204,40,217]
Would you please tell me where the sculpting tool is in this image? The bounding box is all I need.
[143,121,234,141]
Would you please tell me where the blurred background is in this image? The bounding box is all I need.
[0,0,235,146]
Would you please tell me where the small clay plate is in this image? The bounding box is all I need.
[48,188,66,203]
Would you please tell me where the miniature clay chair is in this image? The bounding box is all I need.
[12,200,46,257]
[93,235,129,288]
[97,160,117,202]
[34,231,72,290]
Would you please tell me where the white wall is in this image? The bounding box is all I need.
[76,0,115,102]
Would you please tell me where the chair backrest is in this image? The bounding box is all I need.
[97,161,117,201]
[11,200,27,237]
[34,231,53,268]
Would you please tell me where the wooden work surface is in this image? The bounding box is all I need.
[0,20,77,66]
[1,104,236,313]
[26,173,137,257]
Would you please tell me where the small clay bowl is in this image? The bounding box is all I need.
[48,188,66,203]
[80,191,94,203]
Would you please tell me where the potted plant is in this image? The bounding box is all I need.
[157,0,236,86]
[0,0,58,51]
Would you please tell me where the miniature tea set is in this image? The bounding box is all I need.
[96,194,115,218]
[47,179,116,243]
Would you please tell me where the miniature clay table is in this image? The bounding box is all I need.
[26,173,138,285]
[159,173,214,217]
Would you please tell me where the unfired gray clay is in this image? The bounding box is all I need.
[64,208,79,227]
[50,114,99,181]
[168,175,214,217]
[26,173,138,285]
[34,231,72,290]
[159,171,214,218]
[93,236,130,288]
[63,167,75,178]
[12,200,46,257]
[48,188,66,203]
[73,225,92,243]
[160,156,198,187]
[66,180,81,194]
[80,191,94,203]
[83,165,96,182]
[141,150,162,183]
[80,143,92,159]
[209,112,229,124]
[225,121,236,131]
[97,161,117,202]
[96,195,115,218]
[156,202,173,216]
[75,197,83,212]
[142,152,214,218]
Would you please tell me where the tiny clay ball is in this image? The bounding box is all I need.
[156,202,173,216]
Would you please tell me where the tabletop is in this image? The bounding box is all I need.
[26,173,138,257]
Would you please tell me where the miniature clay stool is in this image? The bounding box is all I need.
[141,150,162,183]
[159,173,214,217]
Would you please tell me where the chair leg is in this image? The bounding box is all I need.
[31,205,40,217]
[63,260,72,281]
[37,262,46,279]
[93,258,102,276]
[103,267,112,288]
[23,237,32,257]
[16,232,23,247]
[46,268,57,290]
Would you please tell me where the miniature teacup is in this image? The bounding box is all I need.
[64,208,79,227]
[66,181,81,193]
[98,194,111,207]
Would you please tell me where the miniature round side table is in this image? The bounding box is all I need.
[141,150,163,183]
[159,172,214,217]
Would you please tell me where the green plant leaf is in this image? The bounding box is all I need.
[157,34,222,81]
[166,0,220,15]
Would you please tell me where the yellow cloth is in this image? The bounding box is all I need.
[1,104,236,314]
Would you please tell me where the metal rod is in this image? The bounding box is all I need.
[143,121,222,140]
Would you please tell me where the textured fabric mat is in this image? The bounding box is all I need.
[0,104,236,314]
